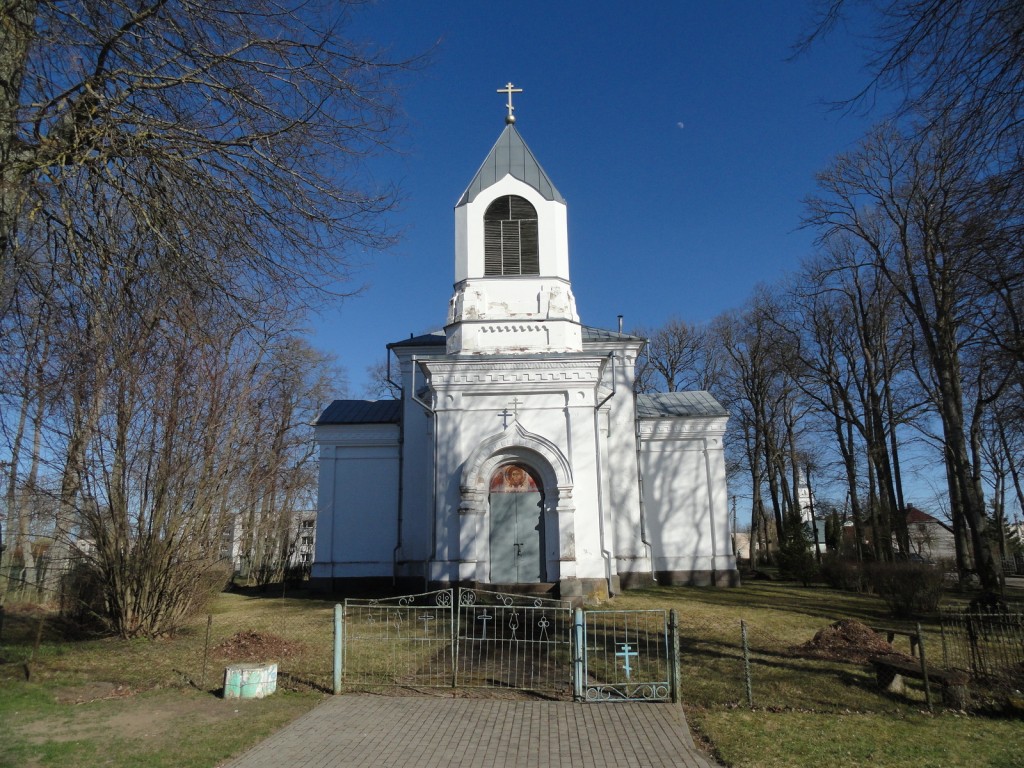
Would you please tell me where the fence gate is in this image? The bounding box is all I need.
[341,589,573,696]
[341,589,455,689]
[578,609,672,701]
[455,589,573,693]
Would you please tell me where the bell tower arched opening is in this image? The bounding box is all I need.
[483,195,539,276]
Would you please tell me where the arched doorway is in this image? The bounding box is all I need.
[489,463,545,583]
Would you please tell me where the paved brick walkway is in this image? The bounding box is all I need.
[222,695,720,768]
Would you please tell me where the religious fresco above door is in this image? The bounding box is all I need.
[489,464,540,494]
[489,464,544,583]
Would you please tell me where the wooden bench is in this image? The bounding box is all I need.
[868,655,969,709]
[869,625,920,658]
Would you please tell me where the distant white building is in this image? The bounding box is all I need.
[221,510,317,574]
[904,504,956,562]
[312,95,737,599]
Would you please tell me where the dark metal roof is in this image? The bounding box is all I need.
[388,326,642,350]
[637,391,728,419]
[582,326,645,343]
[457,124,564,207]
[388,330,446,350]
[316,399,401,425]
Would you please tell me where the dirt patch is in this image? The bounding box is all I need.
[19,688,258,745]
[790,619,915,664]
[213,630,304,661]
[54,681,134,705]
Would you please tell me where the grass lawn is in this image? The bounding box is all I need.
[0,591,331,768]
[0,579,1021,767]
[607,580,1024,767]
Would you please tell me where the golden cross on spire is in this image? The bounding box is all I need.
[497,82,523,124]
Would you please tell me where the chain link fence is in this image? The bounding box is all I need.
[184,595,336,693]
[673,611,933,711]
[0,588,333,692]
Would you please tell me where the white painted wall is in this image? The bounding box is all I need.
[312,424,400,581]
[638,416,735,583]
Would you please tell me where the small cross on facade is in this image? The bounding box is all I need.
[497,407,512,429]
[497,82,523,124]
[615,643,639,680]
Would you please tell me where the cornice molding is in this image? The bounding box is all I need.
[638,417,727,439]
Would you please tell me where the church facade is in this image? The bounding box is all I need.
[313,102,737,599]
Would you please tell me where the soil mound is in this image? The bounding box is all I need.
[791,619,913,664]
[213,630,303,660]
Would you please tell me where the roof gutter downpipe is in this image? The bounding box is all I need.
[386,345,402,396]
[409,355,437,591]
[410,355,434,414]
[595,352,616,410]
[634,339,656,582]
[594,353,615,596]
[389,347,404,588]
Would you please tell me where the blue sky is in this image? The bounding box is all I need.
[314,1,884,396]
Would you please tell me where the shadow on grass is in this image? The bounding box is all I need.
[630,581,948,629]
[226,580,407,603]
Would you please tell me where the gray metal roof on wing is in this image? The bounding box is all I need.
[582,326,645,343]
[636,391,729,419]
[388,326,643,350]
[388,331,446,350]
[316,399,401,425]
[457,124,565,207]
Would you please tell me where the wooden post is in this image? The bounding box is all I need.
[200,614,212,690]
[917,622,932,712]
[741,620,753,708]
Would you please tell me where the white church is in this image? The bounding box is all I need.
[312,87,737,599]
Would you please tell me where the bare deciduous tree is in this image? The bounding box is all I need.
[1,0,405,320]
[0,1,408,635]
[808,123,1012,592]
[632,317,719,394]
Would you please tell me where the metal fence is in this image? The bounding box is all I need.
[580,610,671,701]
[454,589,572,693]
[341,589,573,695]
[191,597,336,693]
[340,589,455,689]
[16,585,1024,711]
[941,610,1024,688]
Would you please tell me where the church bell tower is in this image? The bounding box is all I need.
[445,83,582,355]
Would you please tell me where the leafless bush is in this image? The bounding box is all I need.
[867,561,945,618]
[819,554,867,592]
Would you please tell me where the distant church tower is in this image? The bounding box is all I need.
[312,85,738,598]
